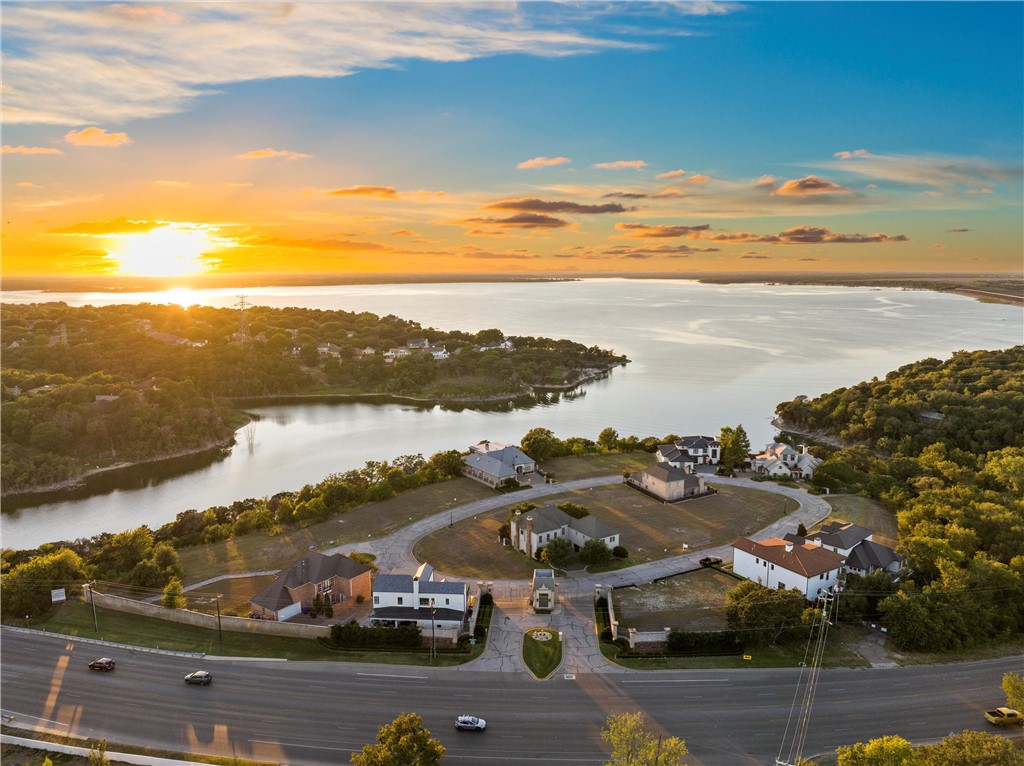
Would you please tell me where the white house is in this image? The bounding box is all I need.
[751,442,821,480]
[656,435,721,468]
[369,562,469,632]
[793,522,904,576]
[462,441,537,488]
[732,536,845,600]
[510,506,619,559]
[627,462,708,502]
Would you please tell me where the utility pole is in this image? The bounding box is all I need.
[216,595,223,648]
[89,581,99,632]
[430,599,436,661]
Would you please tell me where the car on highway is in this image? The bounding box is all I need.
[455,715,486,731]
[985,707,1022,725]
[88,658,116,672]
[184,671,213,686]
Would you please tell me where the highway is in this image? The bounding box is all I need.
[2,630,1021,765]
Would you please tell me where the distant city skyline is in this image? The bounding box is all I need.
[3,1,1022,279]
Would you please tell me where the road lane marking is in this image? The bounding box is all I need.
[622,679,729,684]
[356,672,428,680]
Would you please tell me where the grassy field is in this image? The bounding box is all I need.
[613,568,740,632]
[176,477,495,583]
[523,628,562,679]
[415,482,797,578]
[33,600,482,666]
[817,494,898,547]
[541,451,655,481]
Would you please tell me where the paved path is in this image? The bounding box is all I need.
[188,475,834,674]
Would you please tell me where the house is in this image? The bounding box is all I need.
[509,506,619,559]
[369,562,470,631]
[531,568,557,613]
[626,462,708,502]
[317,342,342,358]
[462,441,537,488]
[732,536,845,600]
[249,550,372,622]
[751,442,821,480]
[791,522,904,576]
[656,435,721,466]
[428,346,450,360]
[406,338,429,349]
[477,339,515,352]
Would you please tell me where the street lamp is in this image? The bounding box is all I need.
[449,497,457,528]
[430,598,436,661]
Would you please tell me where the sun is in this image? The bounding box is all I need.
[107,224,223,277]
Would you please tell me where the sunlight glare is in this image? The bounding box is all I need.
[107,224,223,277]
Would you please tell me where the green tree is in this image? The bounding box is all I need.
[350,712,445,766]
[598,427,619,452]
[0,548,88,619]
[719,424,751,471]
[725,581,808,645]
[1003,671,1024,710]
[601,711,688,766]
[521,427,562,462]
[916,730,1023,766]
[579,539,613,567]
[836,735,915,766]
[541,536,576,568]
[161,577,186,609]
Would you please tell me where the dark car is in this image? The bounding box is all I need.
[184,671,213,686]
[455,715,486,731]
[699,556,723,567]
[88,657,116,672]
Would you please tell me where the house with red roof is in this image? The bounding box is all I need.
[732,536,846,600]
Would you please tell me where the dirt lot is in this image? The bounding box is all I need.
[613,568,740,632]
[415,482,797,579]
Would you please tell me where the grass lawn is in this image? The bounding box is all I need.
[176,477,495,584]
[613,568,740,632]
[415,482,797,579]
[540,451,655,481]
[34,600,483,666]
[522,627,562,678]
[817,494,898,547]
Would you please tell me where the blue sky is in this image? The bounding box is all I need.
[3,1,1022,278]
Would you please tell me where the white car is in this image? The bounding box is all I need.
[455,715,486,731]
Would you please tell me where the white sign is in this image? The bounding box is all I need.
[51,588,66,603]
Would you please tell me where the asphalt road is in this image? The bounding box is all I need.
[3,630,1021,765]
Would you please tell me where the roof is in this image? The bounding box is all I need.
[519,506,618,541]
[656,445,696,464]
[372,572,467,597]
[532,569,556,591]
[846,540,903,571]
[674,435,720,450]
[570,514,617,542]
[641,462,698,484]
[462,451,517,480]
[251,551,372,611]
[369,605,466,622]
[813,522,872,550]
[732,536,846,578]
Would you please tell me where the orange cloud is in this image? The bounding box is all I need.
[461,213,570,229]
[593,160,647,170]
[705,226,908,244]
[834,148,871,159]
[48,217,161,236]
[774,175,851,196]
[615,223,711,239]
[235,147,310,160]
[154,179,191,188]
[326,185,399,198]
[485,198,627,214]
[65,127,132,147]
[686,174,711,184]
[17,181,44,188]
[3,144,63,155]
[517,156,571,169]
[655,169,686,179]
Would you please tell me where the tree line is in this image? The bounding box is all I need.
[776,346,1024,652]
[1,301,626,494]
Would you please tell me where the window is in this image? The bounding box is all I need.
[445,598,450,606]
[373,596,379,605]
[397,597,403,605]
[770,564,774,570]
[420,597,429,606]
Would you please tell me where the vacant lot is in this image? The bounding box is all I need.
[541,451,655,481]
[613,569,740,632]
[817,494,898,547]
[177,477,495,583]
[415,482,797,578]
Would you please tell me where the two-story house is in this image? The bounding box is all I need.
[369,562,470,632]
[509,506,618,559]
[732,536,845,600]
[462,441,537,488]
[250,550,372,622]
[751,442,821,480]
[627,462,708,502]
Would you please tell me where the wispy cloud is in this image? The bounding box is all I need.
[48,217,160,236]
[460,213,571,229]
[3,4,652,125]
[153,179,191,189]
[655,169,686,179]
[773,175,851,196]
[485,198,627,214]
[16,181,44,188]
[325,185,398,198]
[705,225,908,245]
[517,156,571,170]
[65,126,131,147]
[823,149,1020,188]
[615,223,711,239]
[946,228,971,233]
[593,160,647,170]
[235,148,310,161]
[3,144,63,155]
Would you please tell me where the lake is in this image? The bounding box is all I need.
[2,278,1021,549]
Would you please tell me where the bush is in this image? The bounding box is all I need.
[480,591,493,606]
[612,545,628,559]
[666,630,743,655]
[355,594,365,604]
[330,619,421,648]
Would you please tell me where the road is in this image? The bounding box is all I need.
[3,630,1021,765]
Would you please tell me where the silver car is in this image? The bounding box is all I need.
[455,715,486,731]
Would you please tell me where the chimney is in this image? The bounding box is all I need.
[785,543,794,553]
[800,444,808,455]
[526,515,534,559]
[812,537,822,547]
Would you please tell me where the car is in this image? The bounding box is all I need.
[985,707,1023,726]
[699,556,723,567]
[88,658,116,672]
[184,671,213,686]
[455,715,486,731]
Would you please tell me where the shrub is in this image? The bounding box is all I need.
[355,594,365,604]
[612,545,628,559]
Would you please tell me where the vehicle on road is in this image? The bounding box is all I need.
[985,707,1022,725]
[88,658,115,672]
[184,671,213,686]
[455,715,486,731]
[699,556,723,567]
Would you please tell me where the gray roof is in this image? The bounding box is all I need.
[641,462,696,484]
[674,435,720,450]
[814,522,873,550]
[372,573,466,597]
[846,540,903,571]
[570,514,617,542]
[521,505,617,541]
[532,569,556,591]
[369,605,466,622]
[251,551,371,611]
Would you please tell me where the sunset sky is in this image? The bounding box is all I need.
[3,1,1022,280]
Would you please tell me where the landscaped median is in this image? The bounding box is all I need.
[522,627,562,679]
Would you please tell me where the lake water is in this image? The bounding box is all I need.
[2,278,1021,549]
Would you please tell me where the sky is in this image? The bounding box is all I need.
[2,1,1023,280]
